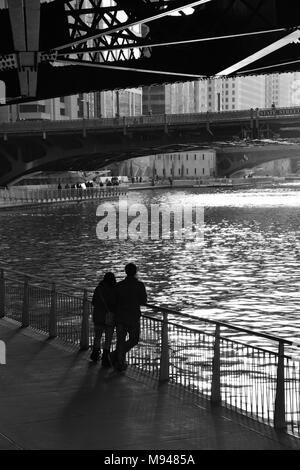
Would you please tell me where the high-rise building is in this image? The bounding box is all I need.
[265,73,293,108]
[207,76,265,112]
[142,81,208,115]
[94,89,142,118]
[2,95,81,122]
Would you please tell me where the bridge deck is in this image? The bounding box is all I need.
[1,318,300,451]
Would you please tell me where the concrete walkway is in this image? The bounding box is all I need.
[1,318,300,451]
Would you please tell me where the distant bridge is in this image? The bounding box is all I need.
[1,106,300,185]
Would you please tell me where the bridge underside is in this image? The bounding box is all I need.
[1,127,299,185]
[1,1,300,104]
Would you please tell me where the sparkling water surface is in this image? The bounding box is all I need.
[1,183,300,349]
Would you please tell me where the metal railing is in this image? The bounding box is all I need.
[0,267,300,436]
[0,186,128,206]
[1,106,300,136]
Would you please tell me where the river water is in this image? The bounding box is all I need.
[1,183,300,347]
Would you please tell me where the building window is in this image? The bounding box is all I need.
[186,155,189,160]
[203,154,205,160]
[194,155,197,160]
[179,168,181,175]
[194,168,197,175]
[186,168,189,175]
[60,97,65,103]
[203,168,205,175]
[60,108,65,116]
[19,104,45,113]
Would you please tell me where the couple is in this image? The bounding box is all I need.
[90,263,147,371]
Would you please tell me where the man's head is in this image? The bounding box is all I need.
[125,263,137,277]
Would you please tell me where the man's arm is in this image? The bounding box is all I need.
[139,282,147,306]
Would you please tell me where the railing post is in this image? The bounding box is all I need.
[211,324,221,404]
[159,311,169,383]
[22,276,29,328]
[0,269,5,318]
[49,283,57,338]
[80,289,90,350]
[274,340,286,430]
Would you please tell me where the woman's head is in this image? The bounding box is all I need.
[103,272,116,286]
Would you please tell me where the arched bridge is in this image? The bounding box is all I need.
[1,107,300,185]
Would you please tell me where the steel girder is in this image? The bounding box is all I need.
[1,0,300,104]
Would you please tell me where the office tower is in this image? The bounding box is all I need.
[265,73,293,108]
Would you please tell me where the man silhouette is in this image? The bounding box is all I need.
[114,263,147,371]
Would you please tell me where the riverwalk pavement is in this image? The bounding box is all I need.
[1,318,300,451]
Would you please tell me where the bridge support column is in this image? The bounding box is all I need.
[255,108,260,139]
[164,114,168,134]
[8,0,41,98]
[250,108,254,139]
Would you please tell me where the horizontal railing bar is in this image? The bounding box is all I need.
[0,264,94,295]
[145,312,296,359]
[146,303,295,346]
[1,106,300,135]
[0,265,297,349]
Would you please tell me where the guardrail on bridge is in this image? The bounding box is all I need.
[0,186,128,207]
[1,106,300,136]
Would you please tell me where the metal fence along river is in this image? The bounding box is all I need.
[1,267,300,437]
[0,186,128,207]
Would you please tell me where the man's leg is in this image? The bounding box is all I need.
[93,324,105,349]
[123,322,140,354]
[101,325,115,367]
[91,324,105,362]
[116,323,128,368]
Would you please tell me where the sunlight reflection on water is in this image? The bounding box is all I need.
[1,184,300,349]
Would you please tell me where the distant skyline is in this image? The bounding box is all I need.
[1,72,300,124]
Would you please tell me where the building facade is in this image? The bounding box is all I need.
[207,76,266,112]
[94,88,142,118]
[265,73,293,108]
[142,81,208,115]
[110,150,217,179]
[153,150,216,179]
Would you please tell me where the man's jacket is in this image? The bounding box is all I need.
[115,276,147,326]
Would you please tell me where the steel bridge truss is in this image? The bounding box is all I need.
[1,0,300,102]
